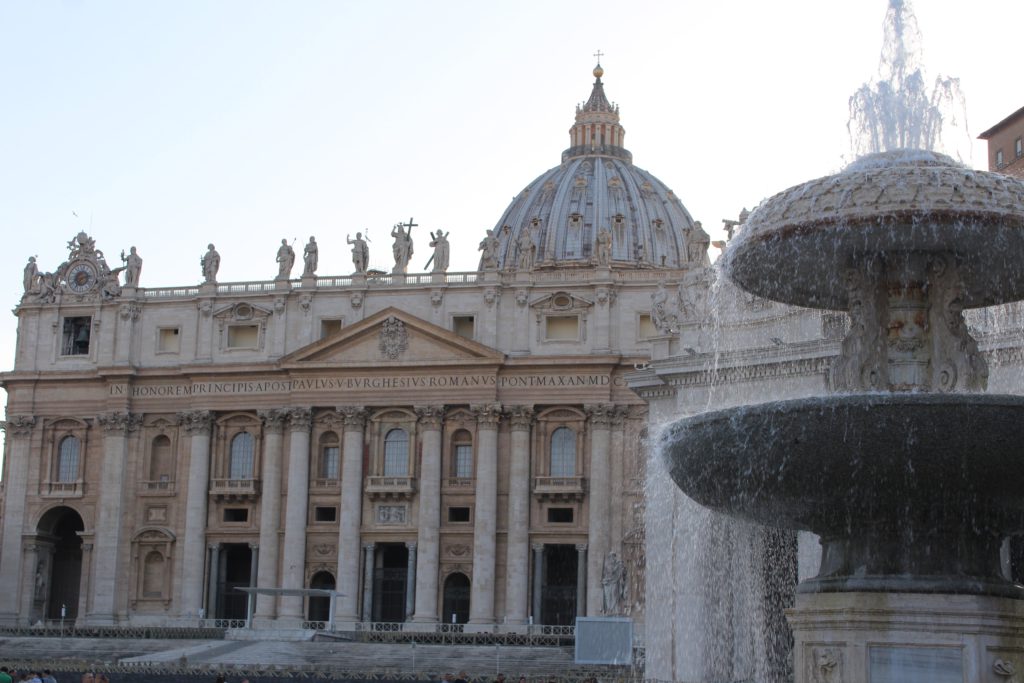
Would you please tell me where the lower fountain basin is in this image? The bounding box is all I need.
[662,393,1024,597]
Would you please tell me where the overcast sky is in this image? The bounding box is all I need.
[1,0,1022,436]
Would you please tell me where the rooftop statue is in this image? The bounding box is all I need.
[516,225,535,271]
[595,228,612,266]
[121,247,142,287]
[391,221,415,274]
[201,244,220,284]
[302,237,318,276]
[478,229,500,271]
[347,232,369,274]
[427,230,450,273]
[23,256,38,294]
[276,239,295,280]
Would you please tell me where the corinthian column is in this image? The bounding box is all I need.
[90,411,141,624]
[412,406,444,623]
[585,404,613,616]
[0,416,36,623]
[280,407,312,620]
[504,406,533,625]
[335,406,367,623]
[469,403,501,626]
[255,409,286,619]
[179,410,214,617]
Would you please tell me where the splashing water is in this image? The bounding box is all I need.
[847,0,970,162]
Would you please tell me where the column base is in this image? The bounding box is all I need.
[788,591,1024,683]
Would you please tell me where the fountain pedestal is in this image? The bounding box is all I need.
[789,592,1024,683]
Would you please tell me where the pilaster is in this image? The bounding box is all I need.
[280,407,312,620]
[412,405,444,622]
[0,416,36,623]
[254,409,286,620]
[179,410,213,617]
[336,406,367,622]
[504,406,533,625]
[584,403,613,616]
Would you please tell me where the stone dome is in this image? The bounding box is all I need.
[483,65,705,270]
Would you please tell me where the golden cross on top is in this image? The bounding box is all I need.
[593,49,604,63]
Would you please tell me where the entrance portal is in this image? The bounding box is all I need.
[442,572,470,624]
[37,506,84,621]
[372,544,408,623]
[308,570,335,622]
[216,544,252,620]
[541,544,578,626]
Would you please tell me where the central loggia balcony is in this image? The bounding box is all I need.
[365,476,417,500]
[532,476,588,502]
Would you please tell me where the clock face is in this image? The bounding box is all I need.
[67,261,97,293]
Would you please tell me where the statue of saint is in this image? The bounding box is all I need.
[516,226,535,271]
[302,237,318,276]
[634,241,646,263]
[602,551,626,615]
[651,281,673,332]
[688,221,711,265]
[201,244,220,283]
[276,239,295,280]
[23,256,38,293]
[347,232,369,273]
[122,247,143,287]
[391,223,414,273]
[478,229,500,270]
[429,230,450,273]
[595,228,612,266]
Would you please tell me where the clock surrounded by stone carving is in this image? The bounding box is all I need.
[67,261,98,293]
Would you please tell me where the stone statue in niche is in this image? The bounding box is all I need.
[276,239,295,280]
[516,226,536,271]
[478,228,500,270]
[595,228,612,266]
[391,223,414,274]
[601,551,626,615]
[302,236,318,276]
[347,232,369,274]
[34,555,48,601]
[122,247,143,287]
[201,244,220,283]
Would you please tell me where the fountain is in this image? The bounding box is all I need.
[662,2,1024,681]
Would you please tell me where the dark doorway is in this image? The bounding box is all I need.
[541,544,578,626]
[442,572,470,624]
[372,544,408,623]
[216,544,252,620]
[40,507,84,621]
[308,570,335,622]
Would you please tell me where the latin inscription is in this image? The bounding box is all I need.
[110,373,623,398]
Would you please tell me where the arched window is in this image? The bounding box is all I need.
[142,551,165,598]
[452,429,473,478]
[308,570,336,622]
[229,432,255,480]
[384,429,409,476]
[150,435,173,483]
[319,432,340,480]
[550,427,576,477]
[57,436,80,483]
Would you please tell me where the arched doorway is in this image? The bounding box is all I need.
[36,506,85,621]
[441,572,470,624]
[308,570,335,622]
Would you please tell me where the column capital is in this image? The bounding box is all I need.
[584,403,615,428]
[531,543,545,553]
[96,411,143,434]
[472,403,502,428]
[258,409,287,434]
[336,406,368,427]
[208,543,221,552]
[506,405,534,431]
[406,541,418,551]
[415,405,445,430]
[612,406,630,428]
[1,415,36,437]
[249,543,260,551]
[179,410,214,435]
[575,543,588,552]
[286,407,313,431]
[363,542,376,552]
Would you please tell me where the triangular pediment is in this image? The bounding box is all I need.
[280,307,504,367]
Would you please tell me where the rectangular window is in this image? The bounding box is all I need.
[227,324,259,349]
[157,327,180,353]
[383,433,409,477]
[321,446,340,480]
[61,317,91,356]
[547,507,574,524]
[448,506,471,523]
[1017,137,1023,159]
[320,318,343,339]
[545,315,580,341]
[314,506,338,522]
[453,315,475,340]
[223,508,249,523]
[638,314,658,339]
[453,444,473,478]
[997,149,1006,168]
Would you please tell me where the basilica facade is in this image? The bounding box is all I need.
[0,65,709,633]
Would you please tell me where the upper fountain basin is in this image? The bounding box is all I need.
[725,150,1024,310]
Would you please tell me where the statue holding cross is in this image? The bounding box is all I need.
[391,217,417,274]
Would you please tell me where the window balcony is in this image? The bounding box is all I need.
[532,476,588,502]
[365,476,417,500]
[310,477,341,493]
[209,478,261,501]
[43,481,85,498]
[140,479,177,496]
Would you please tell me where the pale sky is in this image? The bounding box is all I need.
[1,0,1022,441]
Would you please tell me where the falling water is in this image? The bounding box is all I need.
[847,0,970,162]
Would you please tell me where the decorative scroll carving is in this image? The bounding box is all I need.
[831,262,887,392]
[415,406,445,429]
[258,409,287,434]
[506,405,534,431]
[993,658,1017,679]
[808,646,842,683]
[178,410,214,435]
[97,412,143,434]
[337,406,368,428]
[2,415,36,437]
[585,403,615,427]
[286,407,313,431]
[379,316,408,360]
[929,255,988,392]
[472,403,502,428]
[118,302,141,321]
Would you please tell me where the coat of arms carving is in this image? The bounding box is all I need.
[379,316,408,360]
